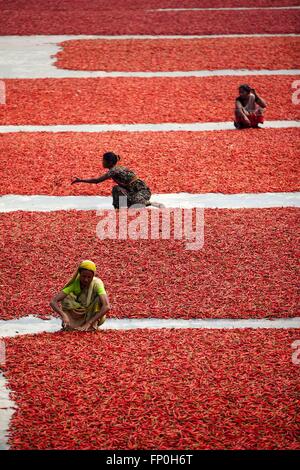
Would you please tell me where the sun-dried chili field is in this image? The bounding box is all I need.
[0,0,299,451]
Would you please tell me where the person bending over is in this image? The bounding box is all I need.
[72,151,163,209]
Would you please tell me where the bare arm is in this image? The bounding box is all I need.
[235,98,250,115]
[94,294,110,323]
[235,99,244,111]
[50,291,69,323]
[235,99,251,124]
[71,173,111,185]
[252,89,267,108]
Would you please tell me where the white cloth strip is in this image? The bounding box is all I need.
[153,6,300,11]
[1,193,299,212]
[0,121,299,133]
[1,68,299,79]
[0,34,299,42]
[1,315,300,339]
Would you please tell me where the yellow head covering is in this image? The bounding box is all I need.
[63,260,97,290]
[79,260,97,273]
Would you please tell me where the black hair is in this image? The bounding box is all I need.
[103,152,121,166]
[239,84,251,93]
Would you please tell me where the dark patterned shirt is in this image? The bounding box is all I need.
[107,166,137,187]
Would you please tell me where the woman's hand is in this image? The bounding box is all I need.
[76,322,93,331]
[62,314,71,329]
[71,177,82,185]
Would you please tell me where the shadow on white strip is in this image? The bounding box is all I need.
[1,192,300,212]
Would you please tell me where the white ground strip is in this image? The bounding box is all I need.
[1,315,300,339]
[1,120,300,133]
[2,70,297,79]
[153,6,300,11]
[1,192,300,212]
[0,35,299,79]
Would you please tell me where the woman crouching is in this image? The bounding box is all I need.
[234,84,267,129]
[50,260,110,331]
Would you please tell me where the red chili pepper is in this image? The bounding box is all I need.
[1,208,298,321]
[3,329,300,449]
[0,5,299,35]
[55,37,300,72]
[1,129,299,196]
[0,76,299,126]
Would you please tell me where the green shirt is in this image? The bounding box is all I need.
[63,277,106,297]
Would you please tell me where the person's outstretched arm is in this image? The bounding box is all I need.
[71,173,111,185]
